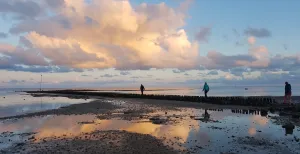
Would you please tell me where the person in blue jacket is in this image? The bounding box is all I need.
[202,82,210,98]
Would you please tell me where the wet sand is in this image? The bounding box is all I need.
[1,93,300,154]
[3,130,177,154]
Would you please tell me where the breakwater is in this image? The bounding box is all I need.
[26,90,276,107]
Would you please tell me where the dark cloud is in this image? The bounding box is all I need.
[57,17,72,29]
[130,76,146,79]
[195,27,211,42]
[81,74,90,77]
[229,67,249,76]
[0,59,83,73]
[205,51,255,69]
[184,73,189,76]
[85,16,99,26]
[1,48,48,66]
[120,71,131,75]
[268,54,300,72]
[4,79,26,84]
[244,27,271,38]
[100,74,118,78]
[9,19,68,37]
[45,0,65,8]
[0,32,8,38]
[172,69,184,73]
[207,70,218,75]
[198,66,206,70]
[54,66,83,73]
[0,0,42,19]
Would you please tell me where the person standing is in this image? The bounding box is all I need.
[284,82,292,104]
[140,84,145,95]
[202,82,210,98]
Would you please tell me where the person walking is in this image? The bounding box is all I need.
[284,82,292,104]
[140,84,145,95]
[202,82,210,98]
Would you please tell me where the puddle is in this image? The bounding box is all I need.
[0,93,92,118]
[0,108,299,153]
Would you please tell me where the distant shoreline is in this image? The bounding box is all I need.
[16,88,194,92]
[0,90,299,121]
[25,90,296,106]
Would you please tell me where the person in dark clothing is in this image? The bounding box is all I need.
[140,84,145,95]
[202,82,210,98]
[284,82,292,104]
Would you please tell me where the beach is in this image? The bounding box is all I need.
[0,91,300,154]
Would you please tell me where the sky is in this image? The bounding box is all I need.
[0,0,299,88]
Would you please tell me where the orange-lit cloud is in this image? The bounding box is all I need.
[248,36,256,45]
[6,0,199,70]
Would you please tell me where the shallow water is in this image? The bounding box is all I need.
[1,108,299,153]
[0,92,91,118]
[85,85,300,97]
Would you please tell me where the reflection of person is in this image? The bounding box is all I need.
[284,82,292,104]
[140,84,145,95]
[282,123,295,135]
[202,82,210,98]
[203,109,210,123]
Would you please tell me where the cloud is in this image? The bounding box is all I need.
[247,36,256,45]
[130,76,141,79]
[199,43,272,70]
[179,0,194,13]
[3,0,199,71]
[0,32,8,38]
[229,67,250,76]
[172,69,184,73]
[0,0,42,19]
[0,0,298,83]
[3,79,26,84]
[1,45,49,66]
[100,74,118,78]
[120,71,131,75]
[244,27,271,38]
[0,65,83,73]
[207,70,218,75]
[44,0,65,8]
[195,27,211,42]
[202,51,256,69]
[81,74,90,77]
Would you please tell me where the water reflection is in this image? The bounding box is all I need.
[0,108,299,153]
[282,123,296,136]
